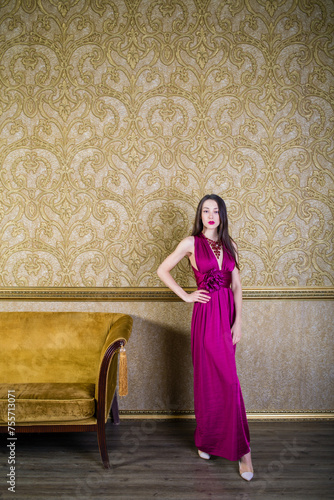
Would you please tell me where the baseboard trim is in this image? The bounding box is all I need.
[119,411,334,421]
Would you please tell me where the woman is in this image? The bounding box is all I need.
[157,194,253,481]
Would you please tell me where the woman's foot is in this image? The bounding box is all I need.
[198,449,211,460]
[239,449,253,481]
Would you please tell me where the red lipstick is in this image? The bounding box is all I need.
[208,221,215,225]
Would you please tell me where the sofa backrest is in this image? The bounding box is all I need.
[2,312,123,384]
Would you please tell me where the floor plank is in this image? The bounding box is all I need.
[0,420,333,499]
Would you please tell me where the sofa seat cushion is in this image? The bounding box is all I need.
[0,383,96,424]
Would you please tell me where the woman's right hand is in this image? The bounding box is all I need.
[184,289,211,303]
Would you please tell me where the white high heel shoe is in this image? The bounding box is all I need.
[239,448,253,481]
[198,449,211,460]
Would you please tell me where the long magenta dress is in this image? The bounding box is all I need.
[191,233,250,461]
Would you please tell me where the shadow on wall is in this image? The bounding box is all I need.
[120,315,194,413]
[118,300,334,414]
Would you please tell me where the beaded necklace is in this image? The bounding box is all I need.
[203,235,222,260]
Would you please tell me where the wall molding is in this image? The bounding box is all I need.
[0,287,333,301]
[119,411,334,421]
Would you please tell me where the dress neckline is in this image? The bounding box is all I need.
[201,233,224,271]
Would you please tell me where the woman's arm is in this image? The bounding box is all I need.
[157,237,210,304]
[231,247,242,345]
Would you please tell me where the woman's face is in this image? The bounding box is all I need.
[201,199,220,230]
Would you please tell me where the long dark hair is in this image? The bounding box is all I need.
[191,194,239,269]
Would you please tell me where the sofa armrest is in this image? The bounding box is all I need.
[95,315,133,422]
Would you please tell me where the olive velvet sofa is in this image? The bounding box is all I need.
[0,312,133,468]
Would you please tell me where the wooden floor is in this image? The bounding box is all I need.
[0,420,333,499]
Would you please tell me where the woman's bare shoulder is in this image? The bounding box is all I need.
[177,235,195,253]
[183,235,195,245]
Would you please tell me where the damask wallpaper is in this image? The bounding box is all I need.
[0,0,333,291]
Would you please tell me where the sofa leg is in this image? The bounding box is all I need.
[111,392,120,425]
[97,421,110,469]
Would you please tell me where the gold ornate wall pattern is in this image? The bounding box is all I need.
[0,0,333,289]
